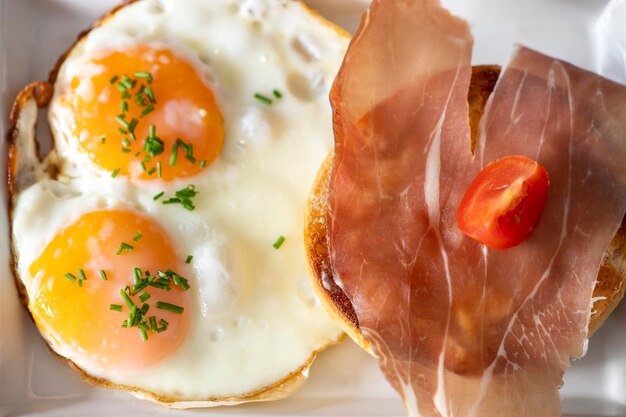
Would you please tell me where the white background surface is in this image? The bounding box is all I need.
[1,0,626,416]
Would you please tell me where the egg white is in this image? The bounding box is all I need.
[12,0,349,402]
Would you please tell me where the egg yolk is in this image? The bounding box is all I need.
[61,45,224,181]
[29,210,192,372]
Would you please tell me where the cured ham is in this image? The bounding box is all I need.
[327,0,626,416]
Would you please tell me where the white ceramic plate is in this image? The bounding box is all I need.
[1,1,625,416]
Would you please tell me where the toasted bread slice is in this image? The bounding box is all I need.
[304,65,626,354]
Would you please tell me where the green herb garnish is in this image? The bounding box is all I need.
[155,301,184,314]
[162,185,198,211]
[116,241,134,255]
[64,273,77,283]
[273,235,286,249]
[169,142,179,166]
[254,93,272,105]
[134,72,153,83]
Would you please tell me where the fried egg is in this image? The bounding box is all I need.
[8,0,349,406]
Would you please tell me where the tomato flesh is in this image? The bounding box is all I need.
[456,155,549,249]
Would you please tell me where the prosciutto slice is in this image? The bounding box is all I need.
[327,1,626,416]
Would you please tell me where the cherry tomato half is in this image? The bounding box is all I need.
[456,155,549,250]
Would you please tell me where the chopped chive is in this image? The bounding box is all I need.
[120,100,129,113]
[131,282,148,296]
[144,134,164,156]
[109,75,119,85]
[149,125,156,138]
[160,185,198,211]
[77,269,87,282]
[130,305,139,326]
[140,328,149,342]
[121,147,131,154]
[149,316,158,332]
[64,273,77,283]
[147,167,156,176]
[273,235,286,249]
[115,115,130,129]
[120,289,136,309]
[77,279,83,288]
[116,82,127,92]
[153,191,165,201]
[141,105,155,118]
[133,233,143,242]
[122,138,131,147]
[121,90,131,99]
[116,241,134,255]
[99,270,108,281]
[254,93,272,105]
[118,127,128,135]
[156,301,184,314]
[128,118,138,134]
[140,161,147,172]
[120,77,134,90]
[141,303,150,314]
[157,276,170,285]
[157,318,169,332]
[162,198,181,205]
[133,268,142,283]
[273,89,282,99]
[145,87,156,104]
[170,143,178,166]
[111,167,121,178]
[134,72,153,82]
[185,143,196,163]
[139,292,151,303]
[200,160,207,168]
[185,255,193,264]
[134,92,148,107]
[135,151,141,157]
[100,136,106,144]
[121,320,128,328]
[110,304,123,312]
[149,281,168,290]
[157,161,162,178]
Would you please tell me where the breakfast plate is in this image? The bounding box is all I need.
[1,1,625,416]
